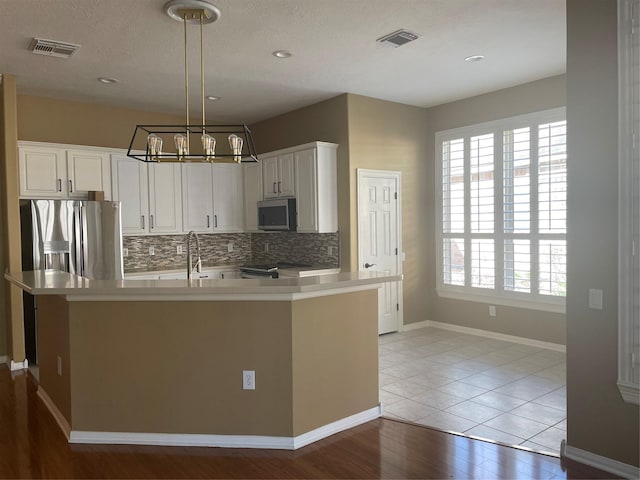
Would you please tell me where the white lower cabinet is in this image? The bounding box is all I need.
[111,154,182,235]
[19,143,111,200]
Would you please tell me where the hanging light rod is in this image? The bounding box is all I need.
[127,0,258,163]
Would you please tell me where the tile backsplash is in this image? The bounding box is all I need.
[123,232,339,272]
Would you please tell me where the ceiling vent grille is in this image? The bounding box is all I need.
[30,38,80,58]
[377,29,420,48]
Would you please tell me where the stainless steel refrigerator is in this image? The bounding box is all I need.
[20,199,124,364]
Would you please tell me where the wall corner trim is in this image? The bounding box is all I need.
[9,359,28,371]
[562,443,640,479]
[68,405,382,450]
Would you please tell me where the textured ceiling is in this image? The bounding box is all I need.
[0,0,566,123]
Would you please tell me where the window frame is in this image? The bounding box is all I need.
[436,107,567,314]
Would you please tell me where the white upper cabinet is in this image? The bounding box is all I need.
[19,143,111,200]
[262,153,295,198]
[260,142,338,233]
[66,149,111,199]
[148,162,182,234]
[213,163,244,232]
[243,162,263,232]
[294,143,338,233]
[111,155,182,235]
[182,163,214,233]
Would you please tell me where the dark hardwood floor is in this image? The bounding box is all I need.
[0,366,617,479]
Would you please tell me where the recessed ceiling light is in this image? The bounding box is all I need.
[97,77,118,84]
[206,95,220,101]
[273,50,292,58]
[464,55,485,63]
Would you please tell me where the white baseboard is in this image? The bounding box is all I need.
[69,405,382,450]
[400,320,430,332]
[0,356,7,365]
[10,359,29,371]
[420,320,566,352]
[562,441,640,479]
[37,386,71,440]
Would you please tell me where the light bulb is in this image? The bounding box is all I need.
[201,134,216,161]
[147,134,162,159]
[228,134,243,163]
[174,133,188,159]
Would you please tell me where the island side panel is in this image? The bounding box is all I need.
[68,300,294,436]
[37,295,72,425]
[291,289,379,436]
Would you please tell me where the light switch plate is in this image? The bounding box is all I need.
[589,288,603,310]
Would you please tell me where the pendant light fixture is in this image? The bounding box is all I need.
[127,0,258,163]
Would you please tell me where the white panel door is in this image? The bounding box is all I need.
[358,170,402,334]
[66,149,111,200]
[213,163,244,232]
[19,146,66,198]
[111,154,149,234]
[182,163,214,232]
[148,163,182,234]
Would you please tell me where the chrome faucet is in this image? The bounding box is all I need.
[185,231,202,280]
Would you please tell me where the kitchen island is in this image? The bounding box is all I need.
[5,269,400,450]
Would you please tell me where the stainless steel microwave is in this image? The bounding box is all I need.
[258,198,297,231]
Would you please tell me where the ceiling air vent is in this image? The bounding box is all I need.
[30,38,80,58]
[376,29,420,48]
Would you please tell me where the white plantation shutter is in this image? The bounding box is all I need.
[436,108,566,309]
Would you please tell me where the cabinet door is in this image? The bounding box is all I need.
[182,163,213,232]
[148,163,182,234]
[66,149,111,200]
[213,163,244,232]
[243,162,263,231]
[111,154,149,234]
[19,146,66,198]
[295,148,318,233]
[278,153,296,197]
[261,156,279,199]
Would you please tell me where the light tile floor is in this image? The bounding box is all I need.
[379,327,566,455]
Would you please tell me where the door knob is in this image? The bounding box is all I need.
[364,263,376,269]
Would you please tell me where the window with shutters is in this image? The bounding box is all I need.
[437,108,566,312]
[617,0,639,405]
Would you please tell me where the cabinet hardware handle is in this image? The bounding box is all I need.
[273,182,277,194]
[141,216,145,229]
[69,179,73,193]
[207,215,210,228]
[150,215,154,229]
[214,215,218,228]
[57,179,62,192]
[278,181,282,193]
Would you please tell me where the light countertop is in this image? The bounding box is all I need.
[5,269,400,302]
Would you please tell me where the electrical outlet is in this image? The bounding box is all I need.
[328,246,333,256]
[489,305,496,317]
[227,242,234,253]
[243,370,255,390]
[149,246,155,256]
[123,247,129,257]
[264,242,269,253]
[57,356,62,376]
[589,288,603,310]
[177,245,183,255]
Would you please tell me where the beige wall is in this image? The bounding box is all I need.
[424,75,568,343]
[566,0,639,467]
[250,95,351,271]
[346,95,430,325]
